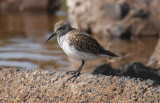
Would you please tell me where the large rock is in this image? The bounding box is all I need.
[0,0,61,12]
[67,0,160,37]
[0,68,160,102]
[148,36,160,68]
[149,0,160,30]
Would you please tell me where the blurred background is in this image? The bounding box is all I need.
[0,0,160,73]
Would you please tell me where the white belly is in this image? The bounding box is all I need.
[57,36,106,61]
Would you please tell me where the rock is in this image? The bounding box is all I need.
[148,37,160,68]
[92,62,160,84]
[132,9,149,19]
[20,0,48,11]
[0,0,21,11]
[67,0,159,38]
[149,0,160,30]
[0,0,61,12]
[0,68,160,102]
[103,2,130,20]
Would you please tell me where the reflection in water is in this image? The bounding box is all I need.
[0,12,158,72]
[0,38,69,70]
[0,52,62,60]
[0,60,39,70]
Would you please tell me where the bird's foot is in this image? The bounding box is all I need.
[67,70,80,82]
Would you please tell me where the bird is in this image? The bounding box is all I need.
[47,20,118,82]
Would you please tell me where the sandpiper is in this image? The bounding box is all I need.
[47,20,118,81]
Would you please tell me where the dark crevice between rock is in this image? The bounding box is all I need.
[108,25,132,39]
[87,24,92,35]
[47,0,61,13]
[76,2,81,7]
[121,2,130,19]
[92,62,160,85]
[132,9,150,19]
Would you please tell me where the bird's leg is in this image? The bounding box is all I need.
[67,60,85,74]
[67,60,85,82]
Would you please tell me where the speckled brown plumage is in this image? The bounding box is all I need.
[68,29,117,56]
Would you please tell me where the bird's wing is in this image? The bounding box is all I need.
[68,29,118,57]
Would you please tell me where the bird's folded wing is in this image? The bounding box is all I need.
[68,30,117,57]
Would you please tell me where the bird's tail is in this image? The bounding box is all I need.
[103,50,118,57]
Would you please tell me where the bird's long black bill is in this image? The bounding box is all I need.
[46,32,56,42]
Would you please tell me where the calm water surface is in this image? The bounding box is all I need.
[0,12,69,71]
[0,12,158,72]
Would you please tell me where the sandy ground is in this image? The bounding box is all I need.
[0,68,160,103]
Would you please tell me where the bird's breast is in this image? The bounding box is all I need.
[57,35,73,53]
[57,35,82,60]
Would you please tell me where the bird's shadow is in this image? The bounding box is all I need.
[92,62,160,85]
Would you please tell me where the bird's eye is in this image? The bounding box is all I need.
[59,27,63,30]
[63,26,67,30]
[58,26,66,30]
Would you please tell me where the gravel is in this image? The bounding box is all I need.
[0,68,160,102]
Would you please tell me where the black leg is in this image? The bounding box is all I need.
[67,60,85,82]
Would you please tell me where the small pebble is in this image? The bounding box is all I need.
[36,95,40,99]
[97,74,103,77]
[146,79,154,87]
[88,89,91,92]
[95,80,99,83]
[91,96,95,100]
[84,100,88,103]
[108,81,112,85]
[60,97,64,101]
[49,71,56,76]
[33,71,37,75]
[107,100,110,103]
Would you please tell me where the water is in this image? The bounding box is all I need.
[0,12,158,72]
[0,12,69,70]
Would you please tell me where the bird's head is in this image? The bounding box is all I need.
[47,20,72,42]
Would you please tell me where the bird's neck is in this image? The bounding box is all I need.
[59,27,75,37]
[68,27,75,33]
